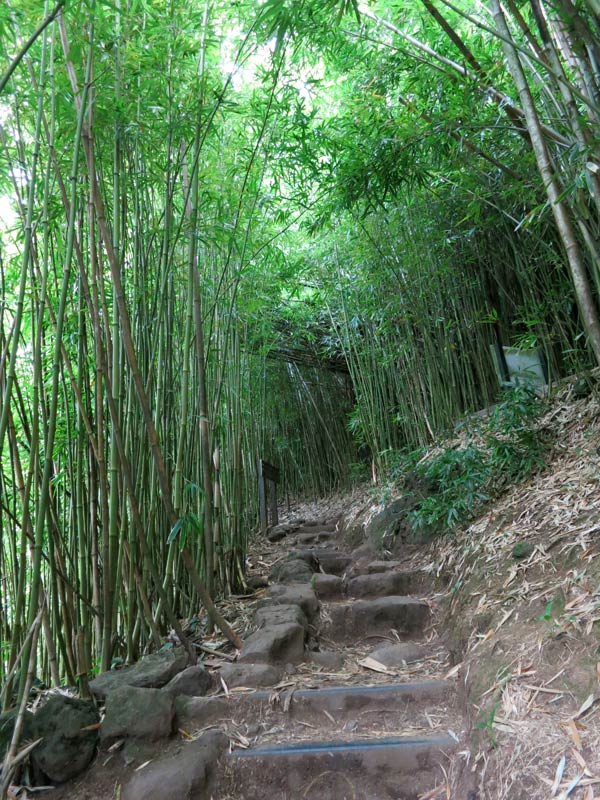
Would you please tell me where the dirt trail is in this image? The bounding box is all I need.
[204,512,464,799]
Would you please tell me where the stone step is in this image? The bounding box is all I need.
[291,548,352,576]
[312,573,344,599]
[296,521,338,532]
[176,681,453,731]
[216,733,458,800]
[346,570,428,598]
[238,621,306,665]
[322,597,430,641]
[296,530,338,545]
[366,560,404,573]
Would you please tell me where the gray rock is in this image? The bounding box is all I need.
[266,584,319,621]
[266,524,297,543]
[100,686,174,742]
[311,650,345,670]
[219,663,281,689]
[238,622,305,664]
[174,696,229,728]
[122,729,227,800]
[369,642,427,667]
[270,558,314,584]
[366,497,417,547]
[90,649,188,700]
[162,665,213,698]
[255,603,308,630]
[312,574,343,599]
[30,696,99,783]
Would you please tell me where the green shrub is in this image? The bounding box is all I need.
[405,386,546,532]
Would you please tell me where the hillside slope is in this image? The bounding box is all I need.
[368,385,600,800]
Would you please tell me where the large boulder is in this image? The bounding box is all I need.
[100,686,174,742]
[30,696,99,783]
[90,649,188,700]
[122,730,228,800]
[238,623,305,665]
[162,665,213,698]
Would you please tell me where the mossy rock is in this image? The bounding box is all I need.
[573,377,592,399]
[512,541,534,560]
[0,708,35,760]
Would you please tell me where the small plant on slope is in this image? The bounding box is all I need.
[408,386,547,533]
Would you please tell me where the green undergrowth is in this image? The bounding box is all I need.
[385,386,549,534]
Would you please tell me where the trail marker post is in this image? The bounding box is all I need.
[258,459,280,533]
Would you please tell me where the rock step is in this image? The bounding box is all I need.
[312,570,431,600]
[291,549,352,575]
[296,521,338,532]
[296,530,338,544]
[322,596,431,641]
[176,681,452,730]
[347,570,429,598]
[218,734,458,800]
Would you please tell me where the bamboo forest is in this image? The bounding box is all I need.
[2,0,600,797]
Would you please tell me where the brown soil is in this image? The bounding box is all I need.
[401,385,600,800]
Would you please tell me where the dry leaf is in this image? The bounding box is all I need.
[445,663,462,679]
[358,656,392,674]
[552,756,566,796]
[283,687,296,712]
[564,773,584,797]
[567,719,583,750]
[573,694,596,720]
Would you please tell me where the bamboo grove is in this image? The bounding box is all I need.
[1,0,600,695]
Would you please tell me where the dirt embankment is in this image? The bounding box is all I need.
[372,389,600,800]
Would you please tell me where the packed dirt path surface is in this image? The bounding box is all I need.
[205,511,463,799]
